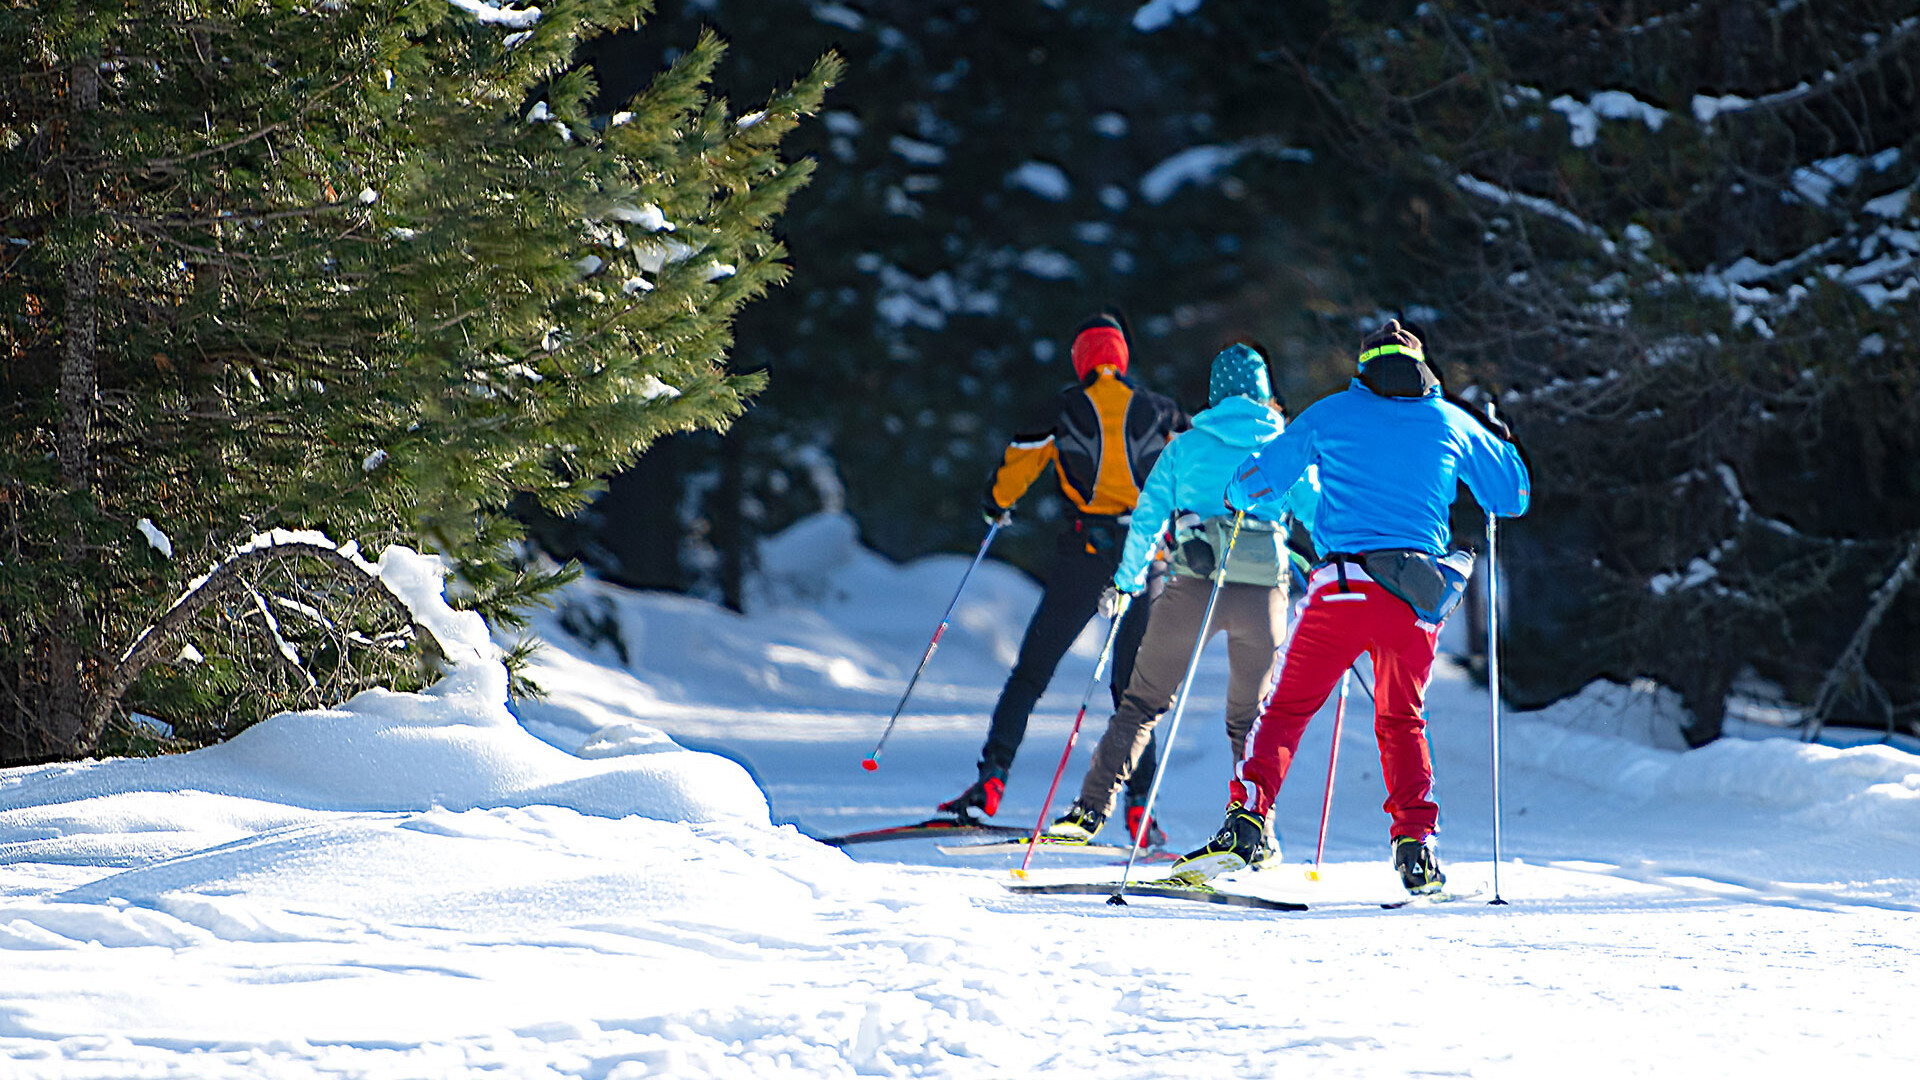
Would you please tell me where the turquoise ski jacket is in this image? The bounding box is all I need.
[1113,396,1317,593]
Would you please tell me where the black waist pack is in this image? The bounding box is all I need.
[1331,548,1477,624]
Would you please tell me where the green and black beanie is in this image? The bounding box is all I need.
[1355,319,1440,399]
[1358,319,1425,368]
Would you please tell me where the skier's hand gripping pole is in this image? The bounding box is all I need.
[862,518,1007,771]
[1012,591,1132,879]
[1110,510,1244,906]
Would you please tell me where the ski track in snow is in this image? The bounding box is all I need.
[2,515,1917,1078]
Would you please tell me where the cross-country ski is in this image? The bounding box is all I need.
[1004,878,1310,912]
[1380,887,1486,909]
[814,815,1029,847]
[937,837,1134,856]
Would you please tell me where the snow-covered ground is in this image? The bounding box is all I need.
[4,513,1917,1078]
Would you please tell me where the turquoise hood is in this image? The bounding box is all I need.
[1113,397,1316,591]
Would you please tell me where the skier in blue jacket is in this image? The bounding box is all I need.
[1044,343,1317,851]
[1170,319,1530,895]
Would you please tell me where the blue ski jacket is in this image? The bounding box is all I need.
[1113,396,1317,593]
[1225,380,1530,556]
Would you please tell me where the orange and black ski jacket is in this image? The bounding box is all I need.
[983,367,1189,531]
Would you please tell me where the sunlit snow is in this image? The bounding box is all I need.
[2,515,1915,1077]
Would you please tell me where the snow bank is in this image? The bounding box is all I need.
[1515,678,1693,751]
[533,512,1920,852]
[753,512,1041,658]
[0,544,769,833]
[1508,681,1920,841]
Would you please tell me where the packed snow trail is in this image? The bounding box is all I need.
[2,519,1916,1078]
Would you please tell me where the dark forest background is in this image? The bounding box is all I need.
[527,0,1919,747]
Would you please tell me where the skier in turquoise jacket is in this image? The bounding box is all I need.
[1045,342,1316,851]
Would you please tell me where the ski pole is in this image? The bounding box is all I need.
[1486,401,1509,906]
[1305,668,1352,882]
[1109,511,1245,906]
[862,517,1006,771]
[1012,592,1132,879]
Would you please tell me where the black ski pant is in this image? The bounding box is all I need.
[979,529,1163,803]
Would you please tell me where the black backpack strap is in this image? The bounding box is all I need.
[1318,550,1366,593]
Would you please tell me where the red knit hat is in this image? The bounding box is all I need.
[1070,314,1129,379]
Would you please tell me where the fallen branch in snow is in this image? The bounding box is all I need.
[89,538,441,752]
[1803,529,1920,744]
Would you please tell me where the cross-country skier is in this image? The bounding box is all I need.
[1169,319,1530,895]
[939,311,1188,835]
[1044,342,1316,854]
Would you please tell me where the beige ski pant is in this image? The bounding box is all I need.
[1075,575,1288,819]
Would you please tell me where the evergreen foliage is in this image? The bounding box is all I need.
[556,2,1371,601]
[0,0,836,761]
[1273,0,1920,740]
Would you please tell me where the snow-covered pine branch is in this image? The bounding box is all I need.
[1692,17,1920,124]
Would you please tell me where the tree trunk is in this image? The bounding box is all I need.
[58,60,98,493]
[1711,0,1770,265]
[1802,531,1920,744]
[595,441,689,592]
[47,58,102,755]
[716,422,748,613]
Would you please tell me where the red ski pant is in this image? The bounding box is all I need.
[1231,572,1442,841]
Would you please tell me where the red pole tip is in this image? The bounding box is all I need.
[861,758,879,772]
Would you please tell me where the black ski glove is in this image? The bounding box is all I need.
[1447,394,1532,480]
[981,499,1012,527]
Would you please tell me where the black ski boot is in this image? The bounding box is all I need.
[1247,811,1282,870]
[1169,803,1264,884]
[1393,835,1446,895]
[1043,802,1105,842]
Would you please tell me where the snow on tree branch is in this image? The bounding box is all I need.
[1549,91,1667,147]
[1453,172,1618,254]
[1692,17,1920,125]
[446,0,543,30]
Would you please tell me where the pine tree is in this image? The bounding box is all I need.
[0,0,837,761]
[1271,1,1920,740]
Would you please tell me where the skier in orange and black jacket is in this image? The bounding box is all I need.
[940,311,1189,844]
